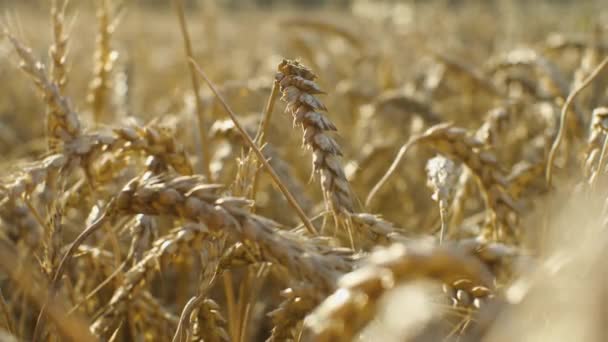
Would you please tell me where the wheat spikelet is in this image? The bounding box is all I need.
[1,154,68,199]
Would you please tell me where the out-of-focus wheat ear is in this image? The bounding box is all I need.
[186,237,230,342]
[47,0,74,152]
[267,285,318,342]
[0,288,15,337]
[302,243,493,342]
[451,107,510,231]
[88,0,118,125]
[5,32,81,145]
[547,55,608,186]
[112,122,194,175]
[419,43,504,98]
[0,240,96,342]
[189,299,229,342]
[348,213,411,248]
[174,236,225,342]
[0,154,68,247]
[49,0,70,92]
[506,160,546,199]
[584,107,608,183]
[41,193,66,279]
[172,0,213,181]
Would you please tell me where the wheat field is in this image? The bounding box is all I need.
[0,0,607,341]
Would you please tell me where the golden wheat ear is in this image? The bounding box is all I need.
[276,59,355,217]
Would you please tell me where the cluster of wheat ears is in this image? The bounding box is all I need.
[1,0,608,341]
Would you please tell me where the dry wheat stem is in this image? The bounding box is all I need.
[546,55,608,186]
[189,59,318,235]
[365,139,415,207]
[251,81,280,203]
[173,0,213,181]
[254,81,280,146]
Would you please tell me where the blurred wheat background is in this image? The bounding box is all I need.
[0,0,607,341]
